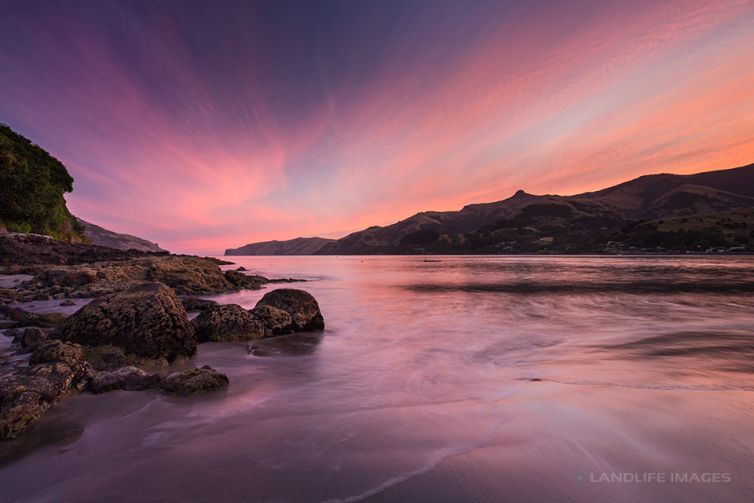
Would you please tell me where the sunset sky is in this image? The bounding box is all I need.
[1,0,754,254]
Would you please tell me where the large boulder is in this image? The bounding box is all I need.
[192,304,265,342]
[159,366,229,395]
[252,289,324,332]
[60,282,196,361]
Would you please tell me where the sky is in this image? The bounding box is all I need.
[1,0,754,254]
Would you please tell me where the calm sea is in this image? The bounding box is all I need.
[2,256,754,502]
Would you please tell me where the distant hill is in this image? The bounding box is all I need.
[0,123,84,241]
[226,237,335,256]
[77,218,166,253]
[227,162,754,255]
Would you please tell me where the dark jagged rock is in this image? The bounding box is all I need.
[253,289,324,332]
[60,282,196,361]
[180,297,219,312]
[192,304,265,342]
[88,366,160,393]
[223,270,268,290]
[159,366,229,395]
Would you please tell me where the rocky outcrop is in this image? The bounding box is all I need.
[29,340,85,367]
[192,304,265,342]
[252,289,324,332]
[0,340,90,439]
[60,282,196,361]
[23,256,239,297]
[223,270,267,290]
[0,232,161,267]
[87,366,161,393]
[0,306,67,328]
[6,255,271,300]
[159,366,229,395]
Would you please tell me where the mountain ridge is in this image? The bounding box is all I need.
[227,162,754,255]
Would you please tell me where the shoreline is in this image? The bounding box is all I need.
[0,232,325,443]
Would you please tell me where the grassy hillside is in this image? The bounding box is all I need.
[322,163,754,254]
[0,124,84,241]
[611,208,754,252]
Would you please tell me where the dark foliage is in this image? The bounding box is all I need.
[0,124,83,240]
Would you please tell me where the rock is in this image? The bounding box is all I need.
[30,340,85,367]
[84,345,131,371]
[19,327,48,350]
[88,366,161,393]
[253,289,324,332]
[180,297,219,312]
[60,282,196,362]
[29,362,84,396]
[0,342,91,439]
[223,270,267,290]
[60,299,76,306]
[249,304,294,336]
[235,266,246,271]
[0,306,67,328]
[159,366,229,395]
[143,256,237,295]
[192,304,265,342]
[17,255,245,299]
[0,390,50,440]
[0,232,159,267]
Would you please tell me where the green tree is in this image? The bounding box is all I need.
[0,124,84,240]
